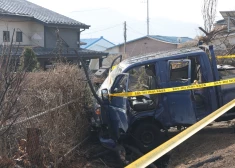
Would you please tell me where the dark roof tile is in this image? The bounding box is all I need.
[0,0,89,28]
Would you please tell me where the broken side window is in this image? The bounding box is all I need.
[169,61,189,81]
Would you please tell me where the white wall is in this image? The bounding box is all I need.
[0,18,44,47]
[105,46,120,54]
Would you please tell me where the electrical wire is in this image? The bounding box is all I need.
[127,25,145,36]
[82,23,122,35]
[70,7,110,13]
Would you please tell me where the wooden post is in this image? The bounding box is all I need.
[26,128,43,167]
[99,58,103,69]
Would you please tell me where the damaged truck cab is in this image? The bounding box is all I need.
[91,45,235,154]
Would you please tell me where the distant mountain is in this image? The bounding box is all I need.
[69,8,200,43]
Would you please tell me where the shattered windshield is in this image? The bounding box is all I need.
[97,65,123,95]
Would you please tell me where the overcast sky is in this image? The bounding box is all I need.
[28,0,235,44]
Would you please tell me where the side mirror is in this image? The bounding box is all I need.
[101,89,109,101]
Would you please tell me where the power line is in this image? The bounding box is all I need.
[81,23,120,32]
[127,25,145,36]
[70,7,110,13]
[82,23,122,35]
[88,20,146,32]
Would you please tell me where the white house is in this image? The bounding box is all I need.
[0,0,108,70]
[0,17,44,47]
[81,36,115,51]
[81,36,115,70]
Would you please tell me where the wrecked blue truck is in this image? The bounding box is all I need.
[76,45,235,164]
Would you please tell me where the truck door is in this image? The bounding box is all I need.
[108,74,129,139]
[165,59,196,125]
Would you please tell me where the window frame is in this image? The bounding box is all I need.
[3,31,10,42]
[16,31,23,42]
[126,63,156,92]
[168,59,191,83]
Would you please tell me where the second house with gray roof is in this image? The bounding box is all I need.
[106,35,192,57]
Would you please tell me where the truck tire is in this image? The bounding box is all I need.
[132,122,167,153]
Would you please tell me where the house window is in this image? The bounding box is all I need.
[16,31,23,42]
[3,31,10,42]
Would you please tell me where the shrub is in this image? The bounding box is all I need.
[2,63,93,167]
[20,47,39,72]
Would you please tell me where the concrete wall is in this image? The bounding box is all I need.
[106,37,177,57]
[45,27,80,48]
[0,18,44,46]
[120,37,177,57]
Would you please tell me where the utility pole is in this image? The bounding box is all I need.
[124,21,127,55]
[147,0,149,35]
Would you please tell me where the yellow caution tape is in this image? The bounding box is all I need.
[112,65,117,70]
[125,99,235,168]
[217,55,235,58]
[109,78,235,97]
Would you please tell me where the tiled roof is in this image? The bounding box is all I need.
[107,35,193,49]
[1,46,108,59]
[149,35,192,44]
[80,36,115,49]
[0,0,89,28]
[80,38,100,49]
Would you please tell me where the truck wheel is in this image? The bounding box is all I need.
[133,122,167,153]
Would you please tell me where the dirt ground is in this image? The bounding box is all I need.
[69,120,235,168]
[168,120,235,168]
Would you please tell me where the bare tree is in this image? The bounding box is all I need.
[0,29,27,156]
[202,0,218,33]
